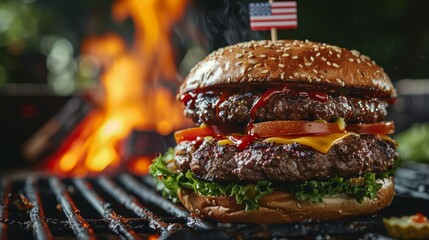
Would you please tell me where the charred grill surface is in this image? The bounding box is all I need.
[184,92,388,125]
[175,134,398,182]
[0,164,428,239]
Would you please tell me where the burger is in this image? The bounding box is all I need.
[149,40,398,223]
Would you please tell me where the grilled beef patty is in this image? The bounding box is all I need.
[174,134,397,183]
[183,92,388,125]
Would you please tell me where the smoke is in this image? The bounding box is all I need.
[193,0,261,50]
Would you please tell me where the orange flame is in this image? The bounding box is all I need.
[48,0,189,175]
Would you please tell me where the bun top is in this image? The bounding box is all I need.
[179,40,396,98]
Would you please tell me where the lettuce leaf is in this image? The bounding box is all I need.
[149,149,272,210]
[149,149,393,210]
[291,173,382,203]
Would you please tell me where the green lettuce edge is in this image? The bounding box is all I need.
[149,149,395,210]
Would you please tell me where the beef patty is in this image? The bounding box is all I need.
[183,92,388,125]
[174,134,397,183]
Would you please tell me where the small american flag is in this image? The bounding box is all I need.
[249,1,298,31]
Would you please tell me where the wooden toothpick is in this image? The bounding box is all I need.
[269,0,278,41]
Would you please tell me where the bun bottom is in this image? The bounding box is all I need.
[178,178,394,224]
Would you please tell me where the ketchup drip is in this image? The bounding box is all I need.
[247,86,291,134]
[215,90,233,118]
[179,91,198,107]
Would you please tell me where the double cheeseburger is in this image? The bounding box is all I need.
[150,40,398,223]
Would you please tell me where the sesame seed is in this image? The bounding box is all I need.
[249,60,256,65]
[329,51,333,55]
[313,69,318,74]
[299,64,303,68]
[337,54,341,58]
[294,72,299,77]
[321,57,327,61]
[248,53,254,58]
[247,67,253,71]
[259,54,267,58]
[305,63,312,66]
[292,56,299,59]
[288,75,294,79]
[282,53,290,57]
[278,63,285,68]
[270,57,277,60]
[228,49,233,52]
[310,56,315,61]
[276,49,283,53]
[351,50,360,57]
[348,58,354,62]
[236,61,243,66]
[320,75,325,79]
[366,62,372,67]
[356,59,361,63]
[314,48,319,51]
[316,52,321,57]
[316,78,321,82]
[262,69,269,74]
[327,61,332,66]
[300,73,306,77]
[332,63,340,68]
[247,74,252,78]
[264,44,271,48]
[208,211,213,216]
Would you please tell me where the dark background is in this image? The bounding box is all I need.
[0,0,428,172]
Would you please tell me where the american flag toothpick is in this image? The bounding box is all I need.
[249,0,298,41]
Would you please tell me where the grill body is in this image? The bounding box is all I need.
[1,163,429,239]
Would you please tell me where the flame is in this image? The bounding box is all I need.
[47,0,189,175]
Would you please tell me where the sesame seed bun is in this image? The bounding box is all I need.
[178,177,394,224]
[179,40,396,98]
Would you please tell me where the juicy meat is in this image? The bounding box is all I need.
[183,92,388,125]
[174,135,398,183]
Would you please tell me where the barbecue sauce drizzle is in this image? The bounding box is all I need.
[181,86,331,151]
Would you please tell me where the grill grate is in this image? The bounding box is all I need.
[1,163,429,240]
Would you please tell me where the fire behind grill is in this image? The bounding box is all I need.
[1,163,429,240]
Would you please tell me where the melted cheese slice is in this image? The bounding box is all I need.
[217,133,358,153]
[263,133,357,154]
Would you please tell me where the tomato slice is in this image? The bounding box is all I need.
[174,125,217,143]
[250,121,345,138]
[346,121,394,135]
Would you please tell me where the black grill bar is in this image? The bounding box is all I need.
[48,177,96,240]
[24,177,54,240]
[0,180,11,240]
[119,174,212,230]
[97,176,175,235]
[73,178,142,240]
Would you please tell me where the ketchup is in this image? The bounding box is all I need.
[411,213,427,223]
[215,90,233,117]
[179,92,198,106]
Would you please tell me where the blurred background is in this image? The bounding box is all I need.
[0,0,428,175]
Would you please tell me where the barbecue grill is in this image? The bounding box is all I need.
[1,162,429,240]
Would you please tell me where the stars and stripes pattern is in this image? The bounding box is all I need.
[249,1,298,31]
